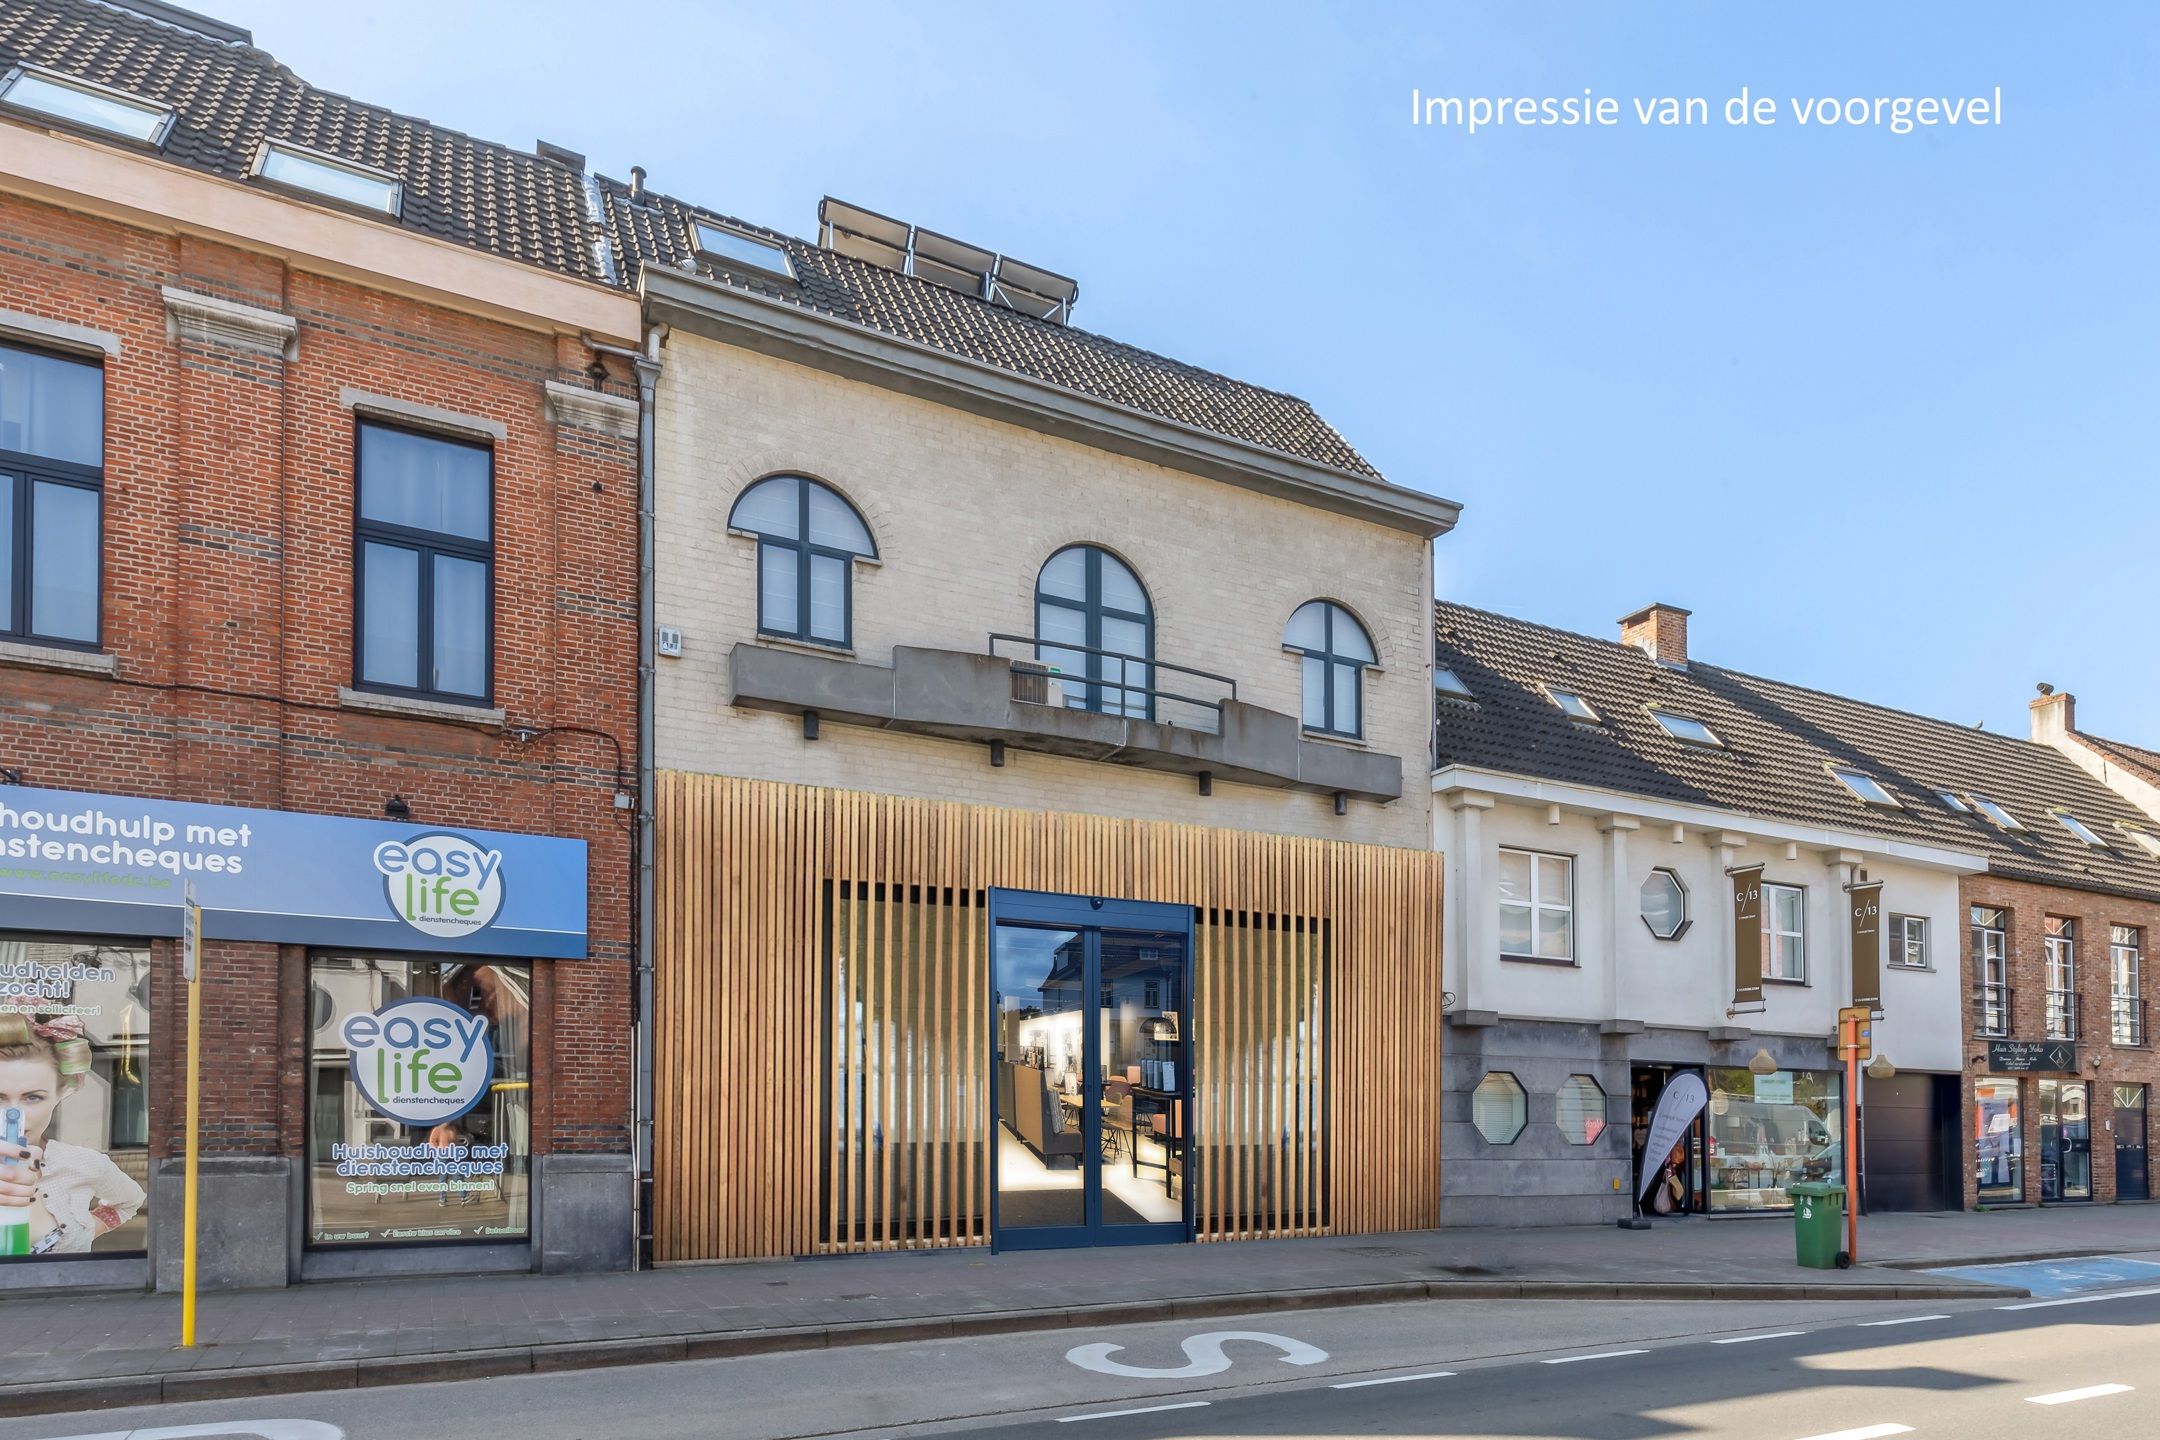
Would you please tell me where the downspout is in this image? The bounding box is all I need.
[631,323,666,1269]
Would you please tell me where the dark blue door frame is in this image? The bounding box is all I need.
[988,888,1194,1251]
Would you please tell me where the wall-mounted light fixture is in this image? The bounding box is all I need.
[1747,1047,1779,1076]
[383,795,412,821]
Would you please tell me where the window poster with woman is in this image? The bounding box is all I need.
[307,955,531,1248]
[0,939,152,1260]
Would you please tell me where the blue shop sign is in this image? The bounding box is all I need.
[0,787,587,958]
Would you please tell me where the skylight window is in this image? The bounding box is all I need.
[1936,790,1970,813]
[0,65,173,145]
[2123,826,2160,861]
[1546,688,1599,723]
[1968,794,2022,831]
[1650,709,1723,748]
[2054,811,2109,849]
[695,220,795,280]
[1434,667,1474,701]
[1830,767,1900,808]
[254,139,401,216]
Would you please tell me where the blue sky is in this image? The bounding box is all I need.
[215,1,2160,738]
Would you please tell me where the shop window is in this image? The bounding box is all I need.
[729,474,876,649]
[1762,882,1806,981]
[1499,849,1573,963]
[1705,1066,1840,1212]
[0,937,152,1259]
[1471,1072,1526,1145]
[1974,1077,2022,1203]
[354,421,494,703]
[2038,1079,2092,1202]
[306,955,531,1248]
[0,340,104,648]
[1555,1075,1606,1145]
[1639,868,1688,940]
[1284,600,1375,739]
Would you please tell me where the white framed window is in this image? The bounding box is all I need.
[1830,767,1900,808]
[1936,790,1970,813]
[1545,687,1599,723]
[1650,709,1724,747]
[2054,811,2109,848]
[1434,666,1474,701]
[2113,925,2145,1048]
[2121,824,2160,860]
[1762,882,1806,981]
[0,64,173,145]
[254,139,401,215]
[1888,914,1930,969]
[694,220,795,280]
[2045,916,2077,1040]
[1972,905,2010,1037]
[1498,848,1574,963]
[1969,794,2022,831]
[1639,868,1688,940]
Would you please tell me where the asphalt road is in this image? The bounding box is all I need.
[4,1267,2155,1440]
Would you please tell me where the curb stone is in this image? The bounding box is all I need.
[0,1276,2030,1421]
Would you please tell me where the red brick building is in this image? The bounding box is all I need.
[0,0,642,1287]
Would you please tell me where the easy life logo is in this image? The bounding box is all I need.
[344,996,495,1126]
[373,832,506,939]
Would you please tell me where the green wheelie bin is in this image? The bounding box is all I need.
[1789,1181,1848,1269]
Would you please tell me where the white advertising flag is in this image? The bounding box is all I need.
[1635,1072,1709,1202]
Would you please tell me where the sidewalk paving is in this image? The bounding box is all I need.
[1,1206,2149,1417]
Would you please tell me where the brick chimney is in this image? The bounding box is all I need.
[2029,684,2075,742]
[1619,603,1691,669]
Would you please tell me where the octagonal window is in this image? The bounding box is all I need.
[1556,1075,1607,1145]
[1640,868,1689,940]
[1471,1072,1527,1145]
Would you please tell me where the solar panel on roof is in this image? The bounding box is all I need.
[910,228,996,298]
[818,196,909,271]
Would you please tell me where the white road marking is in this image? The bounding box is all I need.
[1857,1314,1949,1327]
[1541,1348,1649,1364]
[1064,1329,1329,1379]
[1998,1285,2160,1311]
[1329,1369,1458,1389]
[1712,1330,1805,1344]
[1057,1401,1211,1423]
[1791,1426,1913,1440]
[38,1425,346,1440]
[2026,1383,2133,1405]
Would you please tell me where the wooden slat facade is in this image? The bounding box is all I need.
[654,772,1444,1261]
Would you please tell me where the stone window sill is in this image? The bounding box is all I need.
[0,639,118,677]
[337,686,505,728]
[753,633,858,662]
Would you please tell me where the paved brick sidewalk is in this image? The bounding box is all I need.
[0,1205,2145,1406]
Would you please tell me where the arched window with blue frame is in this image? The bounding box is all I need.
[1034,545,1153,719]
[1284,599,1375,738]
[728,475,876,648]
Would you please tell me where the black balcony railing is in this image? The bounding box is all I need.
[1975,981,2013,1038]
[991,633,1237,732]
[2113,995,2148,1048]
[2045,988,2082,1041]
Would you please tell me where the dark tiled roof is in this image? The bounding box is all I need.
[1433,601,2160,903]
[0,0,611,283]
[596,176,1384,478]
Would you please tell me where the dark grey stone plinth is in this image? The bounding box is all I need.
[537,1152,634,1274]
[151,1156,291,1292]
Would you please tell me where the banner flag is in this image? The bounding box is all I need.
[1636,1072,1709,1202]
[1848,880,1884,1012]
[1729,863,1765,1008]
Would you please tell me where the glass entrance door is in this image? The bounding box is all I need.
[2116,1085,2150,1201]
[990,891,1191,1250]
[2039,1079,2092,1201]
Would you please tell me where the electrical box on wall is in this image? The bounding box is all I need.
[657,625,684,658]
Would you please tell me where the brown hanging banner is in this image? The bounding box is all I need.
[1848,879,1884,1012]
[1729,863,1765,1008]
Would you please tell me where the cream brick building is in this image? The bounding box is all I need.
[608,186,1459,1259]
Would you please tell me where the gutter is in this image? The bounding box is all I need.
[630,324,666,1268]
[638,266,1460,539]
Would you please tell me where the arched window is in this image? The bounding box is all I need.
[1284,600,1375,738]
[1035,545,1153,718]
[728,475,876,647]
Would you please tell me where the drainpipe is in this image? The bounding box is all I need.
[631,324,666,1268]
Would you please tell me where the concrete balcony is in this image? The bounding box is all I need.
[727,641,1402,804]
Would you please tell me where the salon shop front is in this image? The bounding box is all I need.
[0,785,598,1291]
